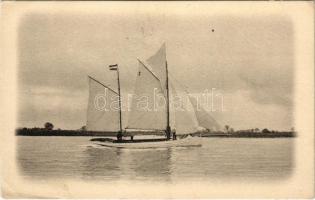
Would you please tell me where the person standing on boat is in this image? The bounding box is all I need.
[172,129,177,140]
[117,131,123,141]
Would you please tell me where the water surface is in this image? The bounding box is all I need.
[17,136,294,182]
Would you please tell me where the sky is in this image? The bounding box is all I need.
[17,10,294,131]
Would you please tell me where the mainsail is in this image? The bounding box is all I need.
[145,44,200,135]
[146,44,221,133]
[126,60,167,130]
[127,44,221,135]
[86,76,120,132]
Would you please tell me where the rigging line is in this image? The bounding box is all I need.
[139,58,168,98]
[88,75,119,95]
[137,59,161,82]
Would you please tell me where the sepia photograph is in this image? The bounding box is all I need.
[1,1,314,198]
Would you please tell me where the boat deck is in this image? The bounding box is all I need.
[90,137,170,143]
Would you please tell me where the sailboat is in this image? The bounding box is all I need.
[87,44,220,148]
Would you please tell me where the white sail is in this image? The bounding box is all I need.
[86,77,120,132]
[145,44,200,134]
[189,96,221,131]
[126,60,167,131]
[146,43,167,94]
[169,80,200,135]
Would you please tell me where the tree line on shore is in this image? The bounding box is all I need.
[16,122,296,137]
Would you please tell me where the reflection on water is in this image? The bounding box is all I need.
[81,147,172,181]
[128,148,172,181]
[17,137,293,182]
[81,146,122,180]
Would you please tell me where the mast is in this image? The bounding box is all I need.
[165,60,171,140]
[109,64,123,137]
[117,67,123,133]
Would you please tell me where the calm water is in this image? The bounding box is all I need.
[17,136,294,182]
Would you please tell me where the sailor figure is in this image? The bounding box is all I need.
[172,129,177,140]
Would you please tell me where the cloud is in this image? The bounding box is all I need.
[238,61,293,107]
[18,86,87,129]
[214,90,293,130]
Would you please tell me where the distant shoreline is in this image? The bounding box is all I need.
[16,128,295,138]
[200,131,295,138]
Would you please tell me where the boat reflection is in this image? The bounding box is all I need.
[81,145,122,180]
[83,145,172,182]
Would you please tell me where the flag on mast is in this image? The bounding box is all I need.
[109,64,118,71]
